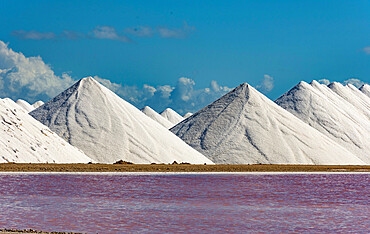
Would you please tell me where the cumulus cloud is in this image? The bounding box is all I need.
[122,78,231,114]
[91,26,131,42]
[315,78,368,88]
[0,41,75,102]
[363,46,370,55]
[0,40,229,114]
[11,30,56,40]
[318,79,330,85]
[93,76,122,92]
[256,74,274,92]
[90,76,231,114]
[342,78,367,88]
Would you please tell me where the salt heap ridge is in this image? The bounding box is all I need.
[360,84,370,98]
[16,99,35,112]
[30,77,213,164]
[171,83,365,165]
[183,112,193,118]
[141,106,173,129]
[275,81,370,163]
[32,100,45,109]
[160,108,184,126]
[0,98,91,163]
[328,82,370,120]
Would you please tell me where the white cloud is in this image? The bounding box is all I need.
[0,41,75,102]
[125,26,154,37]
[126,23,196,39]
[113,77,231,114]
[11,30,56,40]
[363,46,370,55]
[342,78,366,88]
[91,26,131,42]
[172,77,195,101]
[11,23,195,41]
[0,41,229,114]
[315,78,368,88]
[256,74,274,92]
[93,76,122,92]
[158,22,195,38]
[318,79,330,85]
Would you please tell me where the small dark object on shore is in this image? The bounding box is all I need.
[87,162,93,164]
[114,160,134,165]
[171,161,178,165]
[180,162,191,165]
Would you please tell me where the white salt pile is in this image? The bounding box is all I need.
[32,100,45,109]
[16,99,35,112]
[183,112,193,118]
[160,108,185,126]
[171,83,365,165]
[141,106,173,129]
[0,98,91,163]
[30,77,213,164]
[360,84,370,98]
[328,82,370,120]
[275,81,370,163]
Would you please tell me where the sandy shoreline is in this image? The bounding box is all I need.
[0,163,369,173]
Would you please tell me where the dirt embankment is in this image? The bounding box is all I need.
[0,163,369,172]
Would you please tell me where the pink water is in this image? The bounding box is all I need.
[0,173,369,233]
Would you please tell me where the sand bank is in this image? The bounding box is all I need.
[0,163,369,173]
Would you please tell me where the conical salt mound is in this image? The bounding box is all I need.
[141,106,173,129]
[0,98,91,163]
[16,99,35,112]
[360,84,370,98]
[30,77,213,164]
[32,100,45,109]
[183,112,193,118]
[275,81,370,163]
[160,108,184,126]
[171,83,365,165]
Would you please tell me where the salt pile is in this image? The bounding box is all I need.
[183,112,193,118]
[160,108,185,126]
[141,106,173,129]
[328,82,370,119]
[32,100,45,109]
[360,84,370,98]
[0,98,91,163]
[171,83,365,165]
[16,99,35,112]
[275,81,370,163]
[30,77,213,164]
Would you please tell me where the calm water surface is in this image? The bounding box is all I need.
[0,173,368,233]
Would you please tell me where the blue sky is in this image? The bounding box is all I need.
[0,0,369,113]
